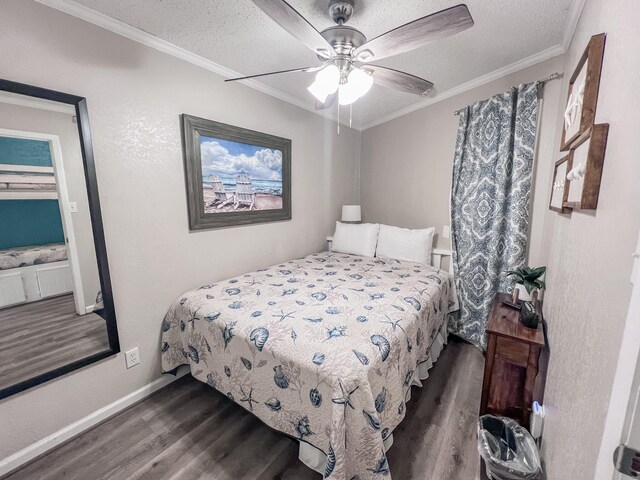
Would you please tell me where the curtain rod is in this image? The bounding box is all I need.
[453,72,563,115]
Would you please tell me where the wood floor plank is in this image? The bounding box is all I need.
[0,294,109,390]
[3,338,485,480]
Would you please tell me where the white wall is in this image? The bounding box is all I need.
[360,56,564,266]
[538,0,640,478]
[0,0,360,460]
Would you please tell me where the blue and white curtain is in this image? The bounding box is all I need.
[449,83,539,349]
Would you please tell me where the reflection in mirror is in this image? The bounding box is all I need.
[0,89,114,395]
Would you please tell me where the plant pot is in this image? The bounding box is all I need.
[514,284,532,302]
[520,314,539,329]
[520,302,540,329]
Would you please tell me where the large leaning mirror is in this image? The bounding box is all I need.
[0,79,119,399]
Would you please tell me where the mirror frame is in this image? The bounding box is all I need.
[0,78,119,399]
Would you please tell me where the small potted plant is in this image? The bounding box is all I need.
[506,266,546,305]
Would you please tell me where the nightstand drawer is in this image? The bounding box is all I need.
[496,336,530,367]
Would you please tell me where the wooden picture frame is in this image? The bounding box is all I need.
[564,123,609,210]
[549,154,572,214]
[560,33,606,151]
[181,115,291,230]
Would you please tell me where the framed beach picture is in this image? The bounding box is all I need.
[181,115,291,230]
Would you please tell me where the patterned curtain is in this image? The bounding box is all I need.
[449,82,539,349]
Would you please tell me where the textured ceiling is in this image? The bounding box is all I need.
[68,0,574,129]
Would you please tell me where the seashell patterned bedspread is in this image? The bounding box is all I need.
[161,251,458,480]
[0,243,68,271]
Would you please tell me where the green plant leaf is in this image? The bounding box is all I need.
[523,279,536,294]
[532,266,547,277]
[536,279,546,289]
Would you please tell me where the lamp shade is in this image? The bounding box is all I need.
[341,205,361,222]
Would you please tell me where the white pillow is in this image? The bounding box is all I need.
[376,225,435,264]
[331,222,379,257]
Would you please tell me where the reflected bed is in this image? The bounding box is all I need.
[0,243,67,271]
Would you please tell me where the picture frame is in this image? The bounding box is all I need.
[560,33,605,151]
[564,123,609,211]
[181,115,291,230]
[549,154,572,214]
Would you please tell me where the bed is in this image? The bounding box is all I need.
[0,243,72,308]
[161,251,458,479]
[0,243,68,271]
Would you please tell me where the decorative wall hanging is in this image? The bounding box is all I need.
[564,123,609,210]
[181,115,291,230]
[560,33,605,151]
[549,155,572,214]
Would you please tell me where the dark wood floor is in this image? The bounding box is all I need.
[0,294,109,390]
[3,338,485,480]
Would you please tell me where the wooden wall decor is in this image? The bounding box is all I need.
[560,33,606,151]
[564,123,609,210]
[549,155,572,214]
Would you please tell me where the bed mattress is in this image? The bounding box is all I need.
[0,243,68,271]
[161,251,458,480]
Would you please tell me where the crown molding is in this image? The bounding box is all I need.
[36,0,585,133]
[360,43,565,130]
[35,0,352,129]
[360,0,585,131]
[562,0,586,50]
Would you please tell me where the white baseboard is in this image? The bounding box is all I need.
[0,367,188,477]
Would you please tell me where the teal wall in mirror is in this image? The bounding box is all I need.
[0,200,65,249]
[0,136,52,166]
[0,136,64,249]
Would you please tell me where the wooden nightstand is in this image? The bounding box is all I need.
[480,292,547,429]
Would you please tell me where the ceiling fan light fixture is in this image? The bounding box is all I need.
[355,49,374,62]
[348,67,373,94]
[307,64,340,102]
[338,67,373,105]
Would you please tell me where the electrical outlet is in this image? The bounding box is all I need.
[443,225,451,239]
[125,347,140,369]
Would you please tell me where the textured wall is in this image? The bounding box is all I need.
[360,56,564,266]
[0,0,360,460]
[538,0,640,478]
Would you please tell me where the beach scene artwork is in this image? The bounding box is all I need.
[200,135,283,214]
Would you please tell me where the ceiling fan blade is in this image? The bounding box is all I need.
[252,0,333,57]
[225,65,322,82]
[362,65,434,96]
[354,4,473,62]
[315,92,337,110]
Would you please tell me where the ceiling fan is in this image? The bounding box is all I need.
[226,0,474,109]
